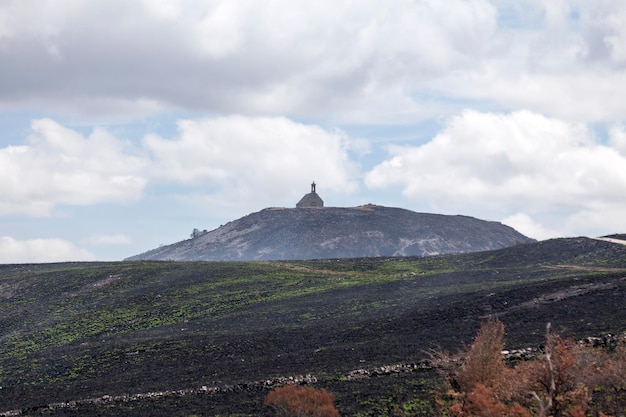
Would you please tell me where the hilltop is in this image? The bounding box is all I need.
[126,204,533,261]
[1,237,625,416]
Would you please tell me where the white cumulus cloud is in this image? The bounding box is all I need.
[366,110,626,237]
[0,236,95,263]
[501,213,560,241]
[0,119,148,216]
[0,116,363,218]
[144,115,362,203]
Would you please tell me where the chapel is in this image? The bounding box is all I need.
[296,182,324,208]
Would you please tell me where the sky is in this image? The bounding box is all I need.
[1,0,626,263]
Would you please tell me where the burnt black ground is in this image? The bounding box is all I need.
[0,237,625,416]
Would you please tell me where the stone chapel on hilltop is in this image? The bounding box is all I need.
[296,182,324,208]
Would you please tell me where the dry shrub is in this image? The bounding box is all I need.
[513,330,591,417]
[449,383,530,417]
[512,329,626,416]
[455,319,506,393]
[432,320,625,417]
[264,385,339,417]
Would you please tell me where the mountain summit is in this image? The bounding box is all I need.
[126,185,534,261]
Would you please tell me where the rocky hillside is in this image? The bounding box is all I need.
[126,204,534,261]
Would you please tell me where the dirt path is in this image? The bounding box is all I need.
[543,264,626,272]
[593,237,626,245]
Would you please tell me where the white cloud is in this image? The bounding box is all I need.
[609,124,626,155]
[501,213,560,240]
[0,116,362,217]
[0,0,499,122]
[0,236,95,263]
[579,0,626,66]
[0,0,625,125]
[140,0,183,20]
[0,119,148,216]
[144,115,361,203]
[435,1,626,123]
[3,0,625,125]
[562,204,626,238]
[366,110,626,237]
[193,2,246,58]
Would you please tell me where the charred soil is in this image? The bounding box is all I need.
[0,237,625,416]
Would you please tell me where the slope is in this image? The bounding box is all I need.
[126,205,534,261]
[0,237,625,416]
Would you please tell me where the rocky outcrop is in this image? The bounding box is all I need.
[126,204,534,261]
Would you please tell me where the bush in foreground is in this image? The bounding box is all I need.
[264,385,339,417]
[434,320,625,417]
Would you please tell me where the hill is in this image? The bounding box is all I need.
[1,237,625,416]
[126,205,534,261]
